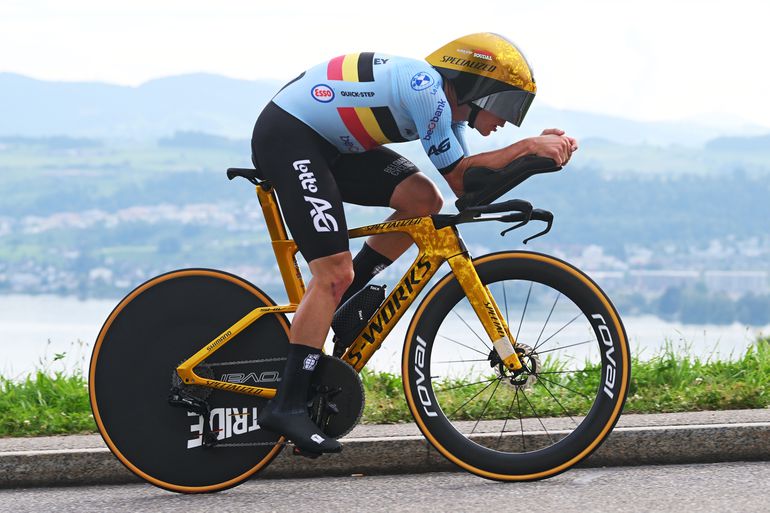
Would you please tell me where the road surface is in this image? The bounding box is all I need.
[1,462,768,513]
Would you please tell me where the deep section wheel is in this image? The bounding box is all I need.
[403,251,630,481]
[89,269,291,493]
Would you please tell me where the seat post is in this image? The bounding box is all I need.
[255,183,306,305]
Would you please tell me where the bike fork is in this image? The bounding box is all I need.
[446,253,524,371]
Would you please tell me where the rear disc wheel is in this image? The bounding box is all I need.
[89,269,291,493]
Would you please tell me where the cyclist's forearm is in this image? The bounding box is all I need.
[457,139,534,173]
[442,138,534,196]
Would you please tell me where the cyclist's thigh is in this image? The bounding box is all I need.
[252,102,348,263]
[331,146,419,207]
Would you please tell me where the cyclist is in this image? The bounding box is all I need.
[252,32,578,455]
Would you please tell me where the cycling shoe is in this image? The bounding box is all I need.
[258,405,342,454]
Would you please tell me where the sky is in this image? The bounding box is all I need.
[2,0,769,128]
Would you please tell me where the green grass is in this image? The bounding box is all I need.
[626,338,770,412]
[362,337,770,423]
[0,357,93,436]
[2,338,768,437]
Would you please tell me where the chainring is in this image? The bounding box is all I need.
[308,355,365,439]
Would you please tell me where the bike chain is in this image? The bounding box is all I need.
[211,441,288,448]
[199,356,287,367]
[177,357,290,447]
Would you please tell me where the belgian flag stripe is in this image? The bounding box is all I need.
[327,55,344,80]
[341,54,360,82]
[371,107,407,143]
[337,107,378,150]
[354,107,390,145]
[357,52,375,82]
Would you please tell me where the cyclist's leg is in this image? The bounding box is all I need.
[333,147,443,304]
[371,171,444,255]
[251,102,352,454]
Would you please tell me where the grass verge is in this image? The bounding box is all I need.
[362,337,770,423]
[1,338,768,437]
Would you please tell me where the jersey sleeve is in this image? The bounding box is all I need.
[398,67,464,174]
[452,122,471,157]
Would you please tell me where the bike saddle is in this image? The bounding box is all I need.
[226,153,267,185]
[456,155,562,211]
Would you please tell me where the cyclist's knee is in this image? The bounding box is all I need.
[392,174,443,216]
[426,191,444,214]
[409,187,443,216]
[308,252,354,302]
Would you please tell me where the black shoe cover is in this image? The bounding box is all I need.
[258,404,342,455]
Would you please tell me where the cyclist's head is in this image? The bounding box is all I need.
[426,33,536,128]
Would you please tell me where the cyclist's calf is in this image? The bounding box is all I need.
[308,252,355,305]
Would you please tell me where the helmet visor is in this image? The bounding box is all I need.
[472,90,535,127]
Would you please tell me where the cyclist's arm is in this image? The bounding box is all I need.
[400,69,465,176]
[445,134,574,196]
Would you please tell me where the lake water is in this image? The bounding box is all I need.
[0,294,768,379]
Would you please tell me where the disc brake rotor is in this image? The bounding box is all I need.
[489,343,541,390]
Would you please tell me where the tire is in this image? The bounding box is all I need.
[89,269,291,493]
[402,251,630,481]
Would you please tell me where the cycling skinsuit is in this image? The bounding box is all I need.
[251,53,469,262]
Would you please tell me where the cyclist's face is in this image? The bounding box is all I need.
[474,109,506,136]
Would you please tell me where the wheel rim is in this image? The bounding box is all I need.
[403,252,629,480]
[430,280,606,453]
[89,269,290,493]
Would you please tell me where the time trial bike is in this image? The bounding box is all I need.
[88,155,630,493]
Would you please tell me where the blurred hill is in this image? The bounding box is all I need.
[2,72,768,146]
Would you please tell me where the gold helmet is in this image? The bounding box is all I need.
[426,33,536,127]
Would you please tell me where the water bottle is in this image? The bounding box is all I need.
[331,284,386,357]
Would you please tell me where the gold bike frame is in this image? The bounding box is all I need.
[175,182,522,398]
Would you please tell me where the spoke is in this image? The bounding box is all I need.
[447,377,501,419]
[535,379,578,425]
[516,390,526,451]
[515,282,533,343]
[536,373,594,401]
[438,334,489,357]
[471,378,501,434]
[496,387,520,450]
[434,376,500,393]
[535,368,600,375]
[451,309,492,351]
[536,339,595,355]
[534,292,560,349]
[533,312,584,352]
[433,358,490,365]
[520,388,555,445]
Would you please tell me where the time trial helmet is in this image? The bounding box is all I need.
[426,33,536,127]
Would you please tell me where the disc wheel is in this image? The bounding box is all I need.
[403,251,630,481]
[89,269,291,493]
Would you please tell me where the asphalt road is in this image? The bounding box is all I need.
[1,462,768,513]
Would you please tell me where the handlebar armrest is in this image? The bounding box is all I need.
[456,155,562,210]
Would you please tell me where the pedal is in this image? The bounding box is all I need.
[168,386,218,447]
[292,446,322,459]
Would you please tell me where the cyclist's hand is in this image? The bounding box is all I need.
[527,132,577,166]
[540,128,579,153]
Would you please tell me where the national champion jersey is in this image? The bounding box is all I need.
[272,53,468,173]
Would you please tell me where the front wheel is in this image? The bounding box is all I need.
[402,251,630,481]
